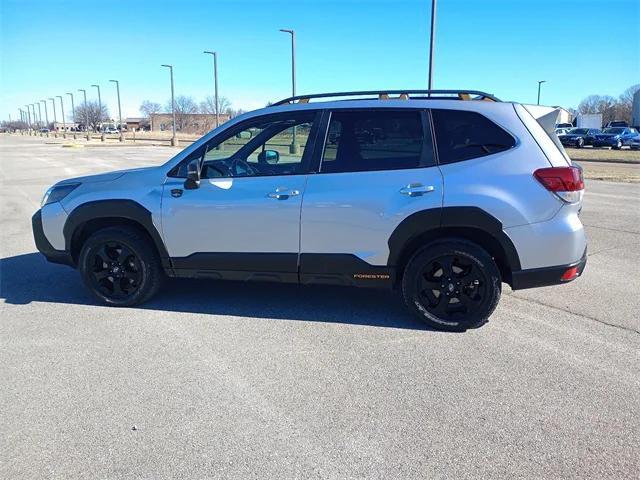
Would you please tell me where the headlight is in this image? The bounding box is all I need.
[41,183,80,207]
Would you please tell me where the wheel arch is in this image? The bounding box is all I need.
[388,207,521,287]
[63,200,170,267]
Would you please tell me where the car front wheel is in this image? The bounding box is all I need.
[78,227,163,307]
[402,239,501,331]
[613,140,622,150]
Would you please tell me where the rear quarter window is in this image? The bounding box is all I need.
[431,109,515,164]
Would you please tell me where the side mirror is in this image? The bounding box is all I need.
[258,149,280,165]
[184,159,201,190]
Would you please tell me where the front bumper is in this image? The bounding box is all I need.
[510,249,587,290]
[32,210,74,266]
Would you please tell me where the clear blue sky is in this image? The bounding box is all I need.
[1,0,638,121]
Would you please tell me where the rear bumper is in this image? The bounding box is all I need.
[510,249,587,290]
[32,210,74,267]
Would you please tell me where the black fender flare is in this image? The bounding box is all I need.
[387,206,521,272]
[63,199,170,260]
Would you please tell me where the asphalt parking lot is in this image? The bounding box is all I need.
[1,135,639,479]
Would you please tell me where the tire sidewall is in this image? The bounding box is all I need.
[402,241,501,331]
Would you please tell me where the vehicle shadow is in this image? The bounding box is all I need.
[0,252,432,331]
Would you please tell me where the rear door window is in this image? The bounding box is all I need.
[431,109,515,164]
[320,110,434,173]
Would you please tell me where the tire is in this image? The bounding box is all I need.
[576,138,584,148]
[78,226,163,307]
[401,239,501,331]
[613,140,622,150]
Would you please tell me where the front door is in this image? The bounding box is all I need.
[162,111,320,281]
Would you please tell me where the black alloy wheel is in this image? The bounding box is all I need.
[79,227,162,306]
[88,241,142,299]
[402,239,501,331]
[416,254,486,321]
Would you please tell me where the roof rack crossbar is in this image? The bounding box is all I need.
[272,89,500,106]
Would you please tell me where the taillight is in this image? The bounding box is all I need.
[560,266,579,281]
[534,166,584,203]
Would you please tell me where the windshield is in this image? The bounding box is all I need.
[568,128,588,135]
[603,128,624,134]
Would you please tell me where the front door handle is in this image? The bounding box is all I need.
[399,183,435,197]
[267,188,300,200]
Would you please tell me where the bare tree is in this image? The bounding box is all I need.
[1,120,28,131]
[165,95,198,131]
[225,108,246,119]
[199,96,231,116]
[140,100,161,119]
[578,95,619,125]
[74,101,109,132]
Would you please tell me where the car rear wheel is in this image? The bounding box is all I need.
[78,227,163,307]
[401,239,501,331]
[576,138,584,148]
[613,139,622,150]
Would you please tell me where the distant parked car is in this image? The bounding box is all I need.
[604,120,628,128]
[39,128,50,133]
[555,128,572,136]
[593,127,639,149]
[559,128,601,148]
[103,127,119,134]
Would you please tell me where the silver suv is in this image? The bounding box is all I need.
[32,90,587,331]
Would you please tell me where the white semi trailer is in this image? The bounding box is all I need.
[576,113,602,129]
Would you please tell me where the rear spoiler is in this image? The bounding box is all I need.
[518,104,572,166]
[522,105,561,136]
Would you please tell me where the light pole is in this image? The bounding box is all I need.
[28,104,35,132]
[78,89,90,141]
[203,51,220,128]
[24,105,32,134]
[161,64,177,146]
[279,28,298,154]
[428,0,437,91]
[56,95,66,138]
[66,93,76,138]
[40,100,49,136]
[36,102,43,134]
[537,80,546,105]
[109,79,124,142]
[91,84,105,141]
[49,98,57,136]
[32,104,39,129]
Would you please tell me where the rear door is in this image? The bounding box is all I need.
[299,108,443,286]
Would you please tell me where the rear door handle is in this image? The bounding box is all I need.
[267,188,300,200]
[399,183,435,197]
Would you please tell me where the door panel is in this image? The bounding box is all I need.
[300,167,443,267]
[162,175,306,269]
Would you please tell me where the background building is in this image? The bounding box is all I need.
[632,89,640,127]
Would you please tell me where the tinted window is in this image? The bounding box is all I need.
[171,112,315,178]
[320,110,432,173]
[431,109,515,164]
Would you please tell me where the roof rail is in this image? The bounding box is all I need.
[271,89,500,106]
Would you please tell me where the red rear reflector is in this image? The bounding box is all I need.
[560,266,579,281]
[534,166,584,192]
